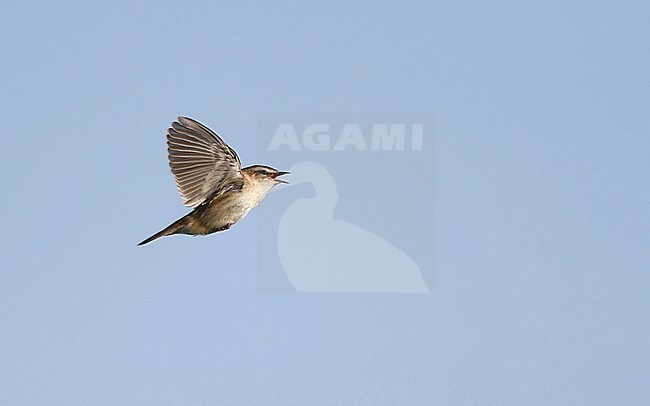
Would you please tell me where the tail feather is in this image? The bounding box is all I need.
[138,217,188,246]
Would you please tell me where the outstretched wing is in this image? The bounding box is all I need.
[167,116,243,207]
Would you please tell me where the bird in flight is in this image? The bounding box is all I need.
[138,116,289,246]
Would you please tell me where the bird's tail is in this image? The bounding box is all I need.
[138,216,189,246]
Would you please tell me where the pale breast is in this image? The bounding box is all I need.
[197,181,274,231]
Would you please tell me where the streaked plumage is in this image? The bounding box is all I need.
[138,116,288,246]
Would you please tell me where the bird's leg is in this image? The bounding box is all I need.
[214,223,233,233]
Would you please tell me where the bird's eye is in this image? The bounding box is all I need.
[260,170,268,176]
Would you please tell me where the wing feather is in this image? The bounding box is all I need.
[167,116,243,207]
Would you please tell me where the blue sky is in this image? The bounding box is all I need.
[1,1,649,404]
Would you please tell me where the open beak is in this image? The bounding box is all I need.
[272,171,290,184]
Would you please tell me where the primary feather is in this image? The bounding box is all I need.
[166,116,243,207]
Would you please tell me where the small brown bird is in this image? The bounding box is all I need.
[138,116,289,246]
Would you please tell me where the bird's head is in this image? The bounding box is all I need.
[242,165,290,188]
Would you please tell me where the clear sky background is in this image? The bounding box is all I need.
[1,1,649,404]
